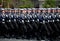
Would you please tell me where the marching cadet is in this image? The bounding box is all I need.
[1,8,9,37]
[45,8,48,22]
[50,8,53,14]
[42,8,46,23]
[49,8,55,21]
[2,8,5,16]
[45,8,48,14]
[22,8,27,14]
[20,8,28,39]
[54,8,59,21]
[15,8,20,16]
[0,8,5,23]
[18,8,21,17]
[27,8,32,14]
[5,8,11,18]
[10,8,15,20]
[23,8,28,22]
[48,8,51,15]
[4,8,9,22]
[10,9,14,16]
[13,8,19,22]
[54,8,58,14]
[22,8,27,22]
[36,8,40,22]
[27,8,33,22]
[40,8,43,15]
[2,8,6,22]
[47,8,52,22]
[51,8,56,21]
[50,8,55,18]
[39,8,43,17]
[42,8,48,23]
[31,8,36,14]
[10,9,15,19]
[23,8,27,17]
[26,8,32,22]
[42,8,46,14]
[37,8,43,22]
[16,8,21,22]
[31,8,37,22]
[19,8,25,23]
[18,9,23,23]
[58,8,60,14]
[35,8,40,21]
[37,8,41,14]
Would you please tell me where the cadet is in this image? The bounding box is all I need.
[26,8,32,22]
[32,8,37,22]
[47,8,52,22]
[10,9,15,22]
[19,8,25,23]
[38,8,43,22]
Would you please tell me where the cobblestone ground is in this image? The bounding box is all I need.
[0,39,60,41]
[0,39,48,41]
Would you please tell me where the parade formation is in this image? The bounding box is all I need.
[0,8,60,23]
[0,8,60,40]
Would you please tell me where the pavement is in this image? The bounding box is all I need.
[0,39,49,41]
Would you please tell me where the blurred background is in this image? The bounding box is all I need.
[0,0,60,8]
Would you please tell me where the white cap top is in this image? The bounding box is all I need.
[43,8,47,10]
[11,9,15,10]
[2,8,4,10]
[28,8,32,10]
[14,8,19,10]
[51,8,56,10]
[48,8,51,10]
[23,8,27,10]
[20,8,24,10]
[39,8,43,10]
[32,8,36,10]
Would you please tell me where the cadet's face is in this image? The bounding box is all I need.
[43,10,45,13]
[38,10,40,13]
[5,10,7,13]
[58,10,60,13]
[12,10,15,13]
[16,10,18,13]
[22,10,26,14]
[45,10,48,13]
[19,10,21,13]
[33,10,35,13]
[2,10,5,13]
[8,10,11,12]
[48,10,50,13]
[54,10,57,13]
[58,9,60,13]
[53,9,55,13]
[6,10,9,13]
[8,10,9,12]
[28,10,31,13]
